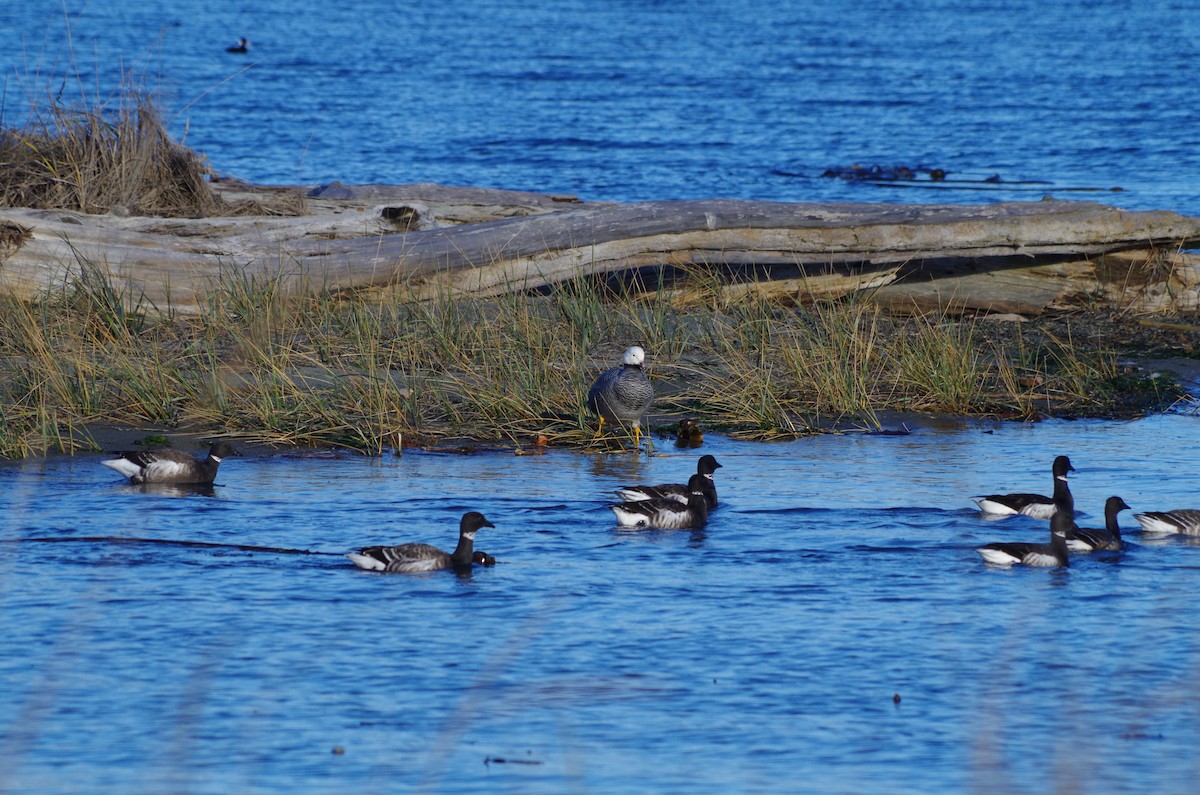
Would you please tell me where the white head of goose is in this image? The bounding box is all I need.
[610,473,709,529]
[976,510,1072,568]
[101,441,239,485]
[347,511,495,574]
[1065,496,1130,552]
[972,454,1074,519]
[616,454,722,508]
[587,345,654,448]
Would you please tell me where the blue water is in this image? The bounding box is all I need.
[1,1,1198,214]
[4,2,1200,793]
[3,415,1200,794]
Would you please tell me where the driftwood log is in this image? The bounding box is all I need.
[1,182,1198,315]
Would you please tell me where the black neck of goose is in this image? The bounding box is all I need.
[450,532,476,568]
[1106,506,1123,540]
[1049,529,1070,567]
[689,492,709,524]
[1051,474,1074,514]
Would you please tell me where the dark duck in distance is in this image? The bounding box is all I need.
[226,37,250,53]
[617,454,722,509]
[347,511,495,574]
[976,510,1072,567]
[1065,496,1130,552]
[587,345,654,449]
[972,454,1074,519]
[610,473,710,529]
[101,441,239,485]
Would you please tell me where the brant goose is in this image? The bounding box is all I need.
[587,345,654,447]
[1133,508,1200,536]
[972,454,1075,519]
[473,551,497,567]
[226,37,250,53]
[610,473,709,529]
[976,510,1072,567]
[101,441,239,485]
[616,454,722,508]
[1065,496,1130,552]
[347,511,495,573]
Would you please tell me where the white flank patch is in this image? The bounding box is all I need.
[610,505,650,527]
[1019,503,1057,521]
[972,498,1018,516]
[1064,539,1093,553]
[617,488,652,501]
[346,552,387,571]
[145,459,191,481]
[1133,514,1180,535]
[1022,551,1060,567]
[976,548,1018,566]
[392,558,444,573]
[101,458,143,479]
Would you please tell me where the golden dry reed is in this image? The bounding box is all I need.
[0,258,1165,458]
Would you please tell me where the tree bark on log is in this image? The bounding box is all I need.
[2,184,1198,315]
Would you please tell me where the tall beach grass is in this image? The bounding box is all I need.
[0,89,1173,457]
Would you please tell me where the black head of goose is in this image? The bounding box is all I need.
[101,441,240,485]
[610,473,709,529]
[347,511,495,574]
[1066,496,1130,552]
[972,454,1074,519]
[976,510,1072,568]
[1133,508,1200,536]
[616,454,722,508]
[587,345,655,448]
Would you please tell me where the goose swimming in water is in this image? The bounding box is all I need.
[1133,508,1200,536]
[972,455,1075,519]
[976,510,1072,567]
[226,37,250,53]
[101,441,239,485]
[347,511,495,573]
[616,454,722,508]
[610,473,709,529]
[587,345,654,448]
[1065,496,1130,552]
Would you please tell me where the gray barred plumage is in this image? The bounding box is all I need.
[347,511,495,573]
[617,454,722,508]
[610,473,710,529]
[976,510,1072,567]
[587,345,654,446]
[971,454,1074,518]
[100,441,239,484]
[1134,508,1200,536]
[1065,496,1129,552]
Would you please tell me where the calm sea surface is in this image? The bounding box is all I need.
[1,1,1198,213]
[3,416,1200,794]
[3,2,1200,793]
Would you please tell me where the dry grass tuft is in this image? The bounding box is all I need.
[0,91,218,217]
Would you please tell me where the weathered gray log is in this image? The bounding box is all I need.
[1,184,1198,314]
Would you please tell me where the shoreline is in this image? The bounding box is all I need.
[3,181,1200,459]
